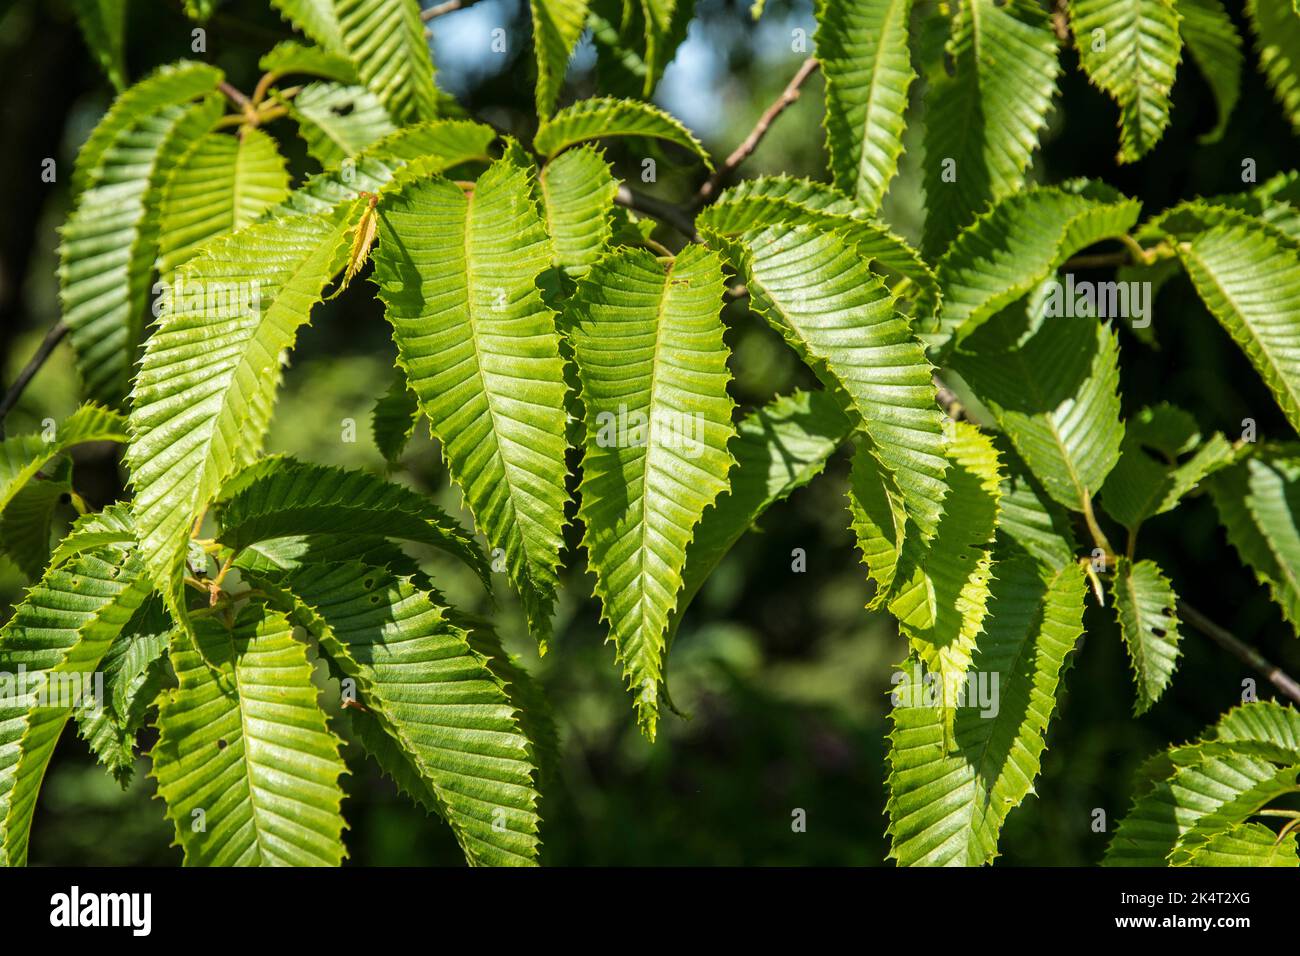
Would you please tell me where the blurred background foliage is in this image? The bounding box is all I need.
[1,0,1297,866]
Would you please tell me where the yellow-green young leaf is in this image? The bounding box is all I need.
[214,455,490,590]
[156,128,292,276]
[815,0,916,210]
[72,0,127,91]
[1210,453,1300,634]
[1112,558,1181,714]
[60,93,224,405]
[285,82,397,168]
[71,61,223,198]
[0,538,153,865]
[729,222,948,539]
[1099,403,1234,531]
[1070,0,1183,162]
[888,420,1003,711]
[0,404,127,514]
[276,562,542,866]
[930,184,1142,353]
[534,96,713,168]
[0,458,74,581]
[271,0,345,51]
[1165,209,1300,433]
[568,245,736,738]
[370,159,570,645]
[531,0,591,117]
[1106,702,1300,864]
[951,310,1125,513]
[151,605,349,866]
[126,203,357,620]
[371,375,421,464]
[886,558,1087,866]
[74,596,174,786]
[1177,0,1243,143]
[539,145,618,277]
[1247,0,1300,134]
[921,0,1060,256]
[847,438,908,610]
[335,0,440,124]
[697,176,941,323]
[1180,821,1300,866]
[278,119,497,218]
[259,40,360,85]
[668,389,852,641]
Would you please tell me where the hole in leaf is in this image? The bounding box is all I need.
[1152,627,1166,638]
[330,101,355,117]
[217,739,228,750]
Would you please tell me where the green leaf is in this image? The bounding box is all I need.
[0,458,74,580]
[930,184,1142,352]
[1113,558,1181,713]
[1179,821,1300,866]
[950,311,1125,513]
[1176,0,1243,143]
[275,562,542,866]
[886,558,1087,865]
[1106,707,1300,864]
[126,201,357,618]
[728,222,949,539]
[1162,207,1300,434]
[72,0,127,91]
[568,245,736,738]
[271,0,345,52]
[588,0,694,98]
[276,119,497,218]
[0,538,153,865]
[372,375,421,464]
[534,96,713,168]
[215,455,490,590]
[1070,0,1184,162]
[151,604,349,866]
[75,596,175,785]
[669,389,852,639]
[531,0,591,117]
[1100,403,1234,531]
[888,420,1003,710]
[61,94,225,404]
[335,0,440,125]
[539,145,619,277]
[921,0,1061,255]
[71,61,223,198]
[1247,0,1300,135]
[156,127,292,276]
[698,176,941,323]
[259,40,360,85]
[285,82,398,168]
[0,404,127,514]
[1210,453,1300,633]
[815,0,916,210]
[996,440,1081,573]
[370,158,570,645]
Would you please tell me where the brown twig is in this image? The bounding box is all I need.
[0,321,68,439]
[693,57,820,208]
[421,0,481,21]
[1177,600,1300,707]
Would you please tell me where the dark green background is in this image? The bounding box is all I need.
[1,0,1296,866]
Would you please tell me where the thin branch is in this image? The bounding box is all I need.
[692,57,820,208]
[421,0,481,21]
[218,80,251,109]
[615,184,701,243]
[1177,600,1300,707]
[0,321,69,439]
